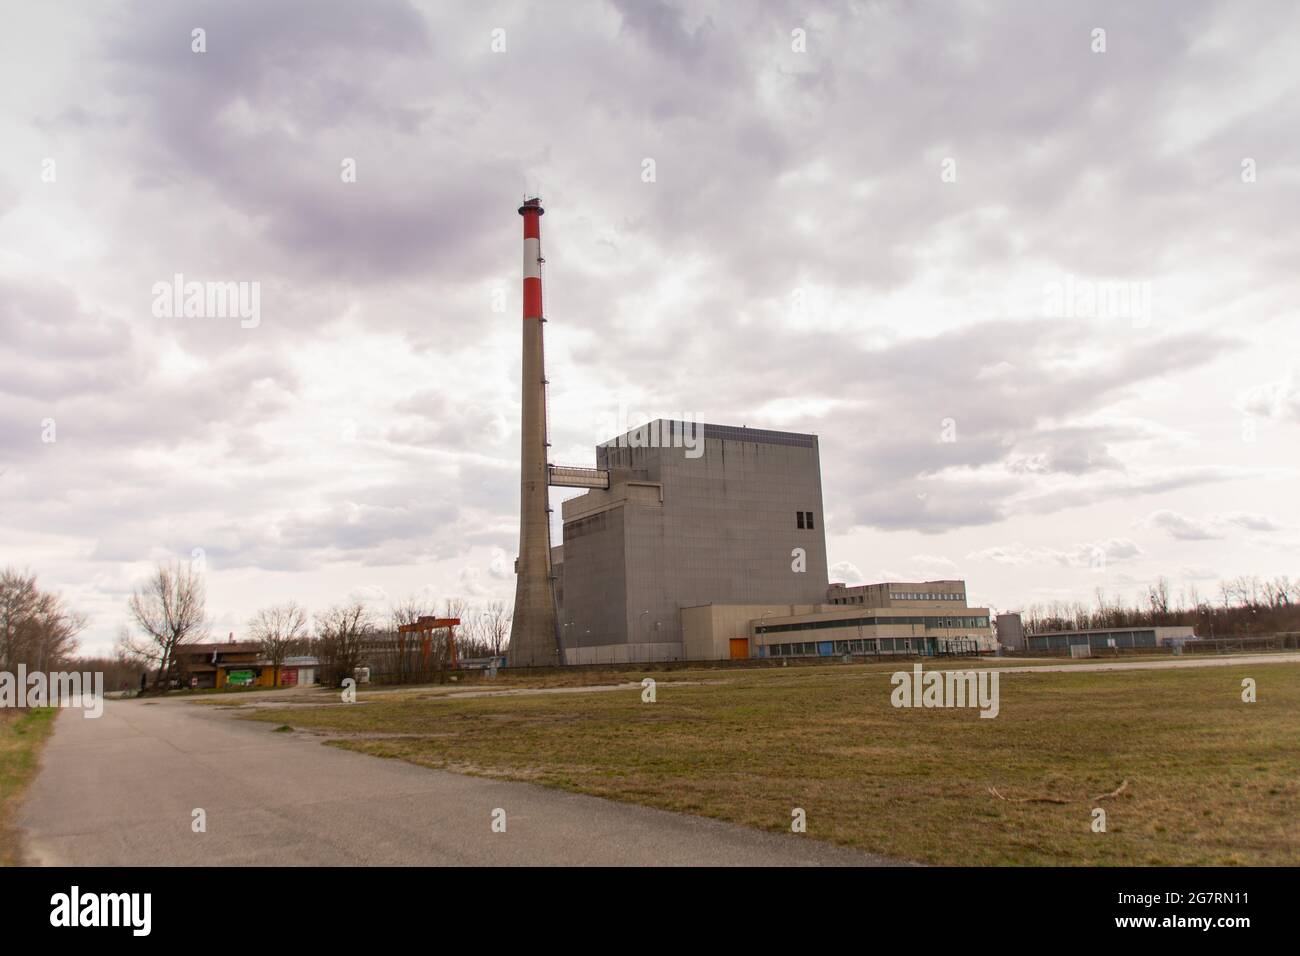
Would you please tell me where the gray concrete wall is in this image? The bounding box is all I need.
[563,641,685,665]
[557,505,629,649]
[558,421,830,657]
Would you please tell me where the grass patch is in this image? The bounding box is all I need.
[243,661,1300,865]
[0,709,58,866]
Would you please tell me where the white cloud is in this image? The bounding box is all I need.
[829,561,864,586]
[968,538,1142,569]
[1239,369,1300,424]
[347,585,390,606]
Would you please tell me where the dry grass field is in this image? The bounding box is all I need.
[241,660,1300,865]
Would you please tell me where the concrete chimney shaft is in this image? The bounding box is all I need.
[509,198,562,666]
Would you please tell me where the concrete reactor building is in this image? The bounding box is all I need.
[552,421,830,663]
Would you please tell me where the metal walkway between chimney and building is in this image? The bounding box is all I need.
[548,464,610,490]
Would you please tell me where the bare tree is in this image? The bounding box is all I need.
[442,596,468,624]
[247,602,308,687]
[480,600,512,656]
[0,567,86,674]
[1147,577,1170,622]
[315,602,374,686]
[120,562,208,692]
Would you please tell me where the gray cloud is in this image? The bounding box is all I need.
[1141,509,1283,541]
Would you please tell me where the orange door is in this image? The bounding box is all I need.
[729,638,749,660]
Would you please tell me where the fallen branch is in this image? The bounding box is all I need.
[987,779,1129,805]
[1092,779,1129,802]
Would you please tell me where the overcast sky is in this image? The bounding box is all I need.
[3,0,1298,655]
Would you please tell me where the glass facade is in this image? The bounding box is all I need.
[756,614,989,635]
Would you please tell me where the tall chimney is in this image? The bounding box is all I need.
[509,197,561,666]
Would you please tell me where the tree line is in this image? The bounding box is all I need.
[111,561,513,690]
[2,562,516,693]
[1018,575,1300,637]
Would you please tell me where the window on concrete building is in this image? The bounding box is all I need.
[797,511,805,529]
[805,511,815,529]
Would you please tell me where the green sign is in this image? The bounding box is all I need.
[227,670,255,686]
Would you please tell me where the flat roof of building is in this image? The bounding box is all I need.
[763,605,990,623]
[175,642,258,654]
[830,579,965,589]
[600,420,817,449]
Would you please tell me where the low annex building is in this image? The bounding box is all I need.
[682,580,994,661]
[1023,626,1195,653]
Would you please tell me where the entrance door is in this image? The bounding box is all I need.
[729,638,749,660]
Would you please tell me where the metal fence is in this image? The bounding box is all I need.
[1182,633,1300,654]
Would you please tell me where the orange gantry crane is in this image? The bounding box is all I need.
[396,615,462,670]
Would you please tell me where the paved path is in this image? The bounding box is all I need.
[973,652,1300,675]
[17,696,896,866]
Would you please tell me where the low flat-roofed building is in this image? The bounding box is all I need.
[1024,625,1195,653]
[682,603,832,660]
[682,594,993,661]
[754,604,992,658]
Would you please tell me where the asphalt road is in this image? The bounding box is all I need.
[967,651,1300,675]
[17,694,896,866]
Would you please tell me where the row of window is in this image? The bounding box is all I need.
[764,636,980,657]
[831,591,967,605]
[757,615,990,635]
[766,638,925,656]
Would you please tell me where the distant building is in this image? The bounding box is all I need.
[684,601,991,660]
[173,642,319,689]
[1024,625,1195,653]
[996,612,1025,650]
[827,580,969,608]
